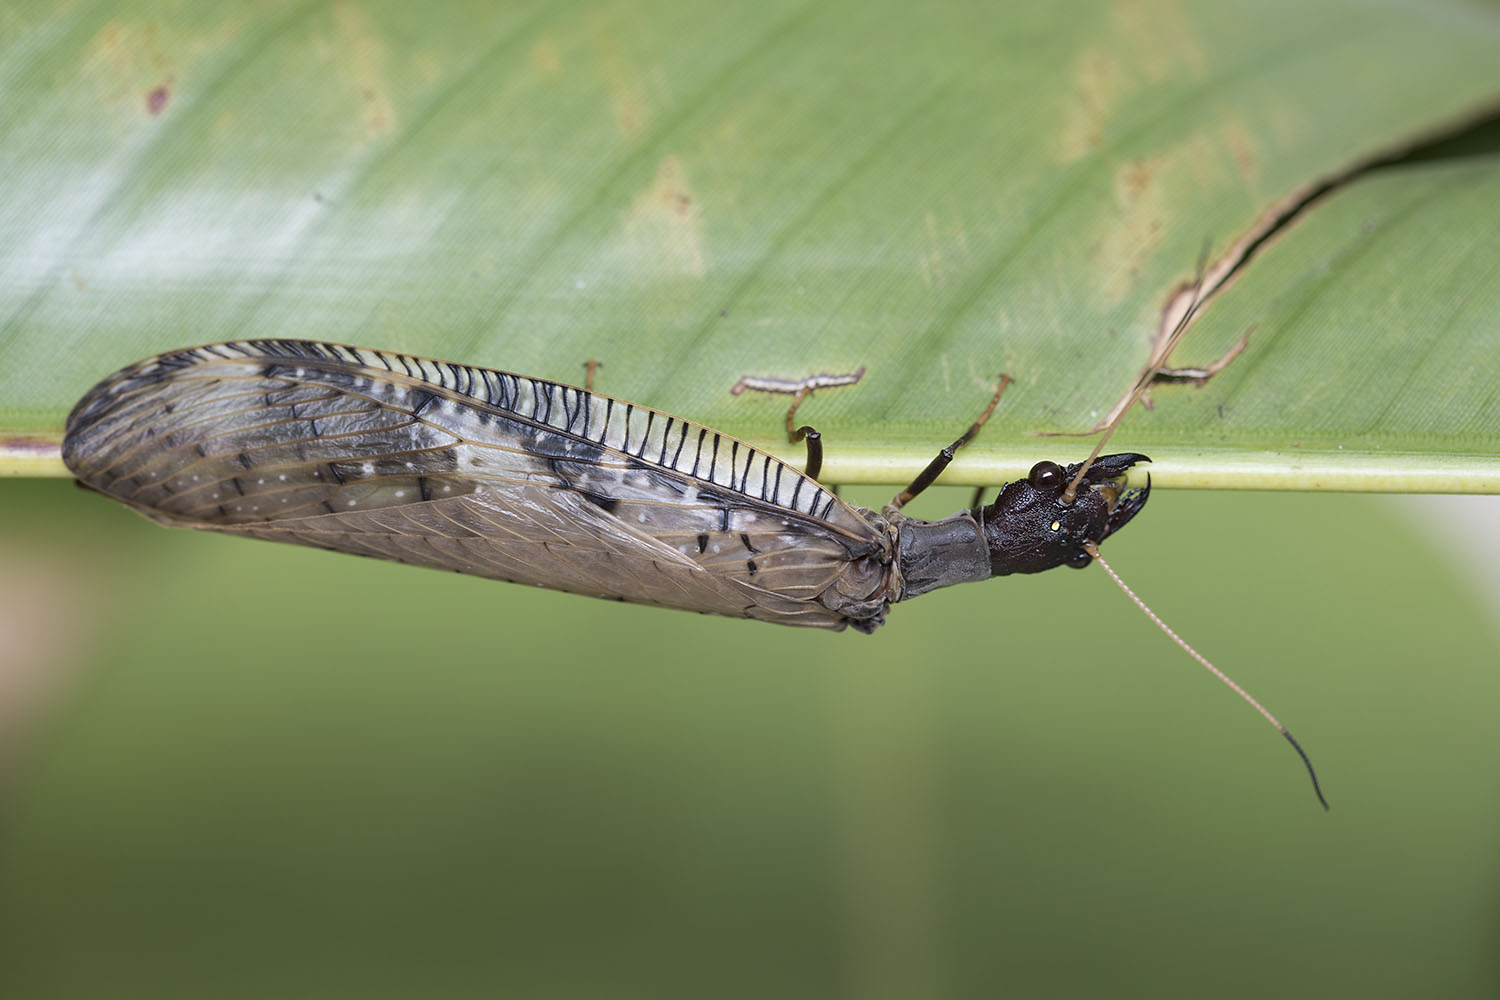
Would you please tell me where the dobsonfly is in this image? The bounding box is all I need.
[62,340,1152,631]
[61,335,1326,807]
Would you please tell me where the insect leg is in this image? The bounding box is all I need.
[583,360,603,392]
[889,375,1012,511]
[730,366,865,481]
[729,367,866,396]
[1150,329,1251,388]
[784,386,823,480]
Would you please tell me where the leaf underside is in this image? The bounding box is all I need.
[3,0,1499,490]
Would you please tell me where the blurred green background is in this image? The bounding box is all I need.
[2,478,1498,998]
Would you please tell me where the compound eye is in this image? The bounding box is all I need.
[1067,550,1093,569]
[1028,460,1064,490]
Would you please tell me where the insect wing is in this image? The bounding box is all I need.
[63,341,889,629]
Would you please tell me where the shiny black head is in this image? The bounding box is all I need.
[978,453,1150,575]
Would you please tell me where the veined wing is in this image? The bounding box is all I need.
[63,341,893,629]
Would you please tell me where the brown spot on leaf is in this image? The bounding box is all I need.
[1120,159,1152,199]
[147,83,170,115]
[589,12,651,139]
[623,156,706,277]
[334,2,395,139]
[1,436,62,457]
[530,38,561,76]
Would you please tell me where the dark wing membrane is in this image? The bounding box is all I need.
[63,341,890,629]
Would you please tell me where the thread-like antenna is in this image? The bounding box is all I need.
[1062,248,1214,505]
[1083,541,1329,810]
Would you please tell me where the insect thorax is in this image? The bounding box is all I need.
[888,509,993,600]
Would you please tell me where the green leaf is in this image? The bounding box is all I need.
[3,0,1499,489]
[1123,144,1500,491]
